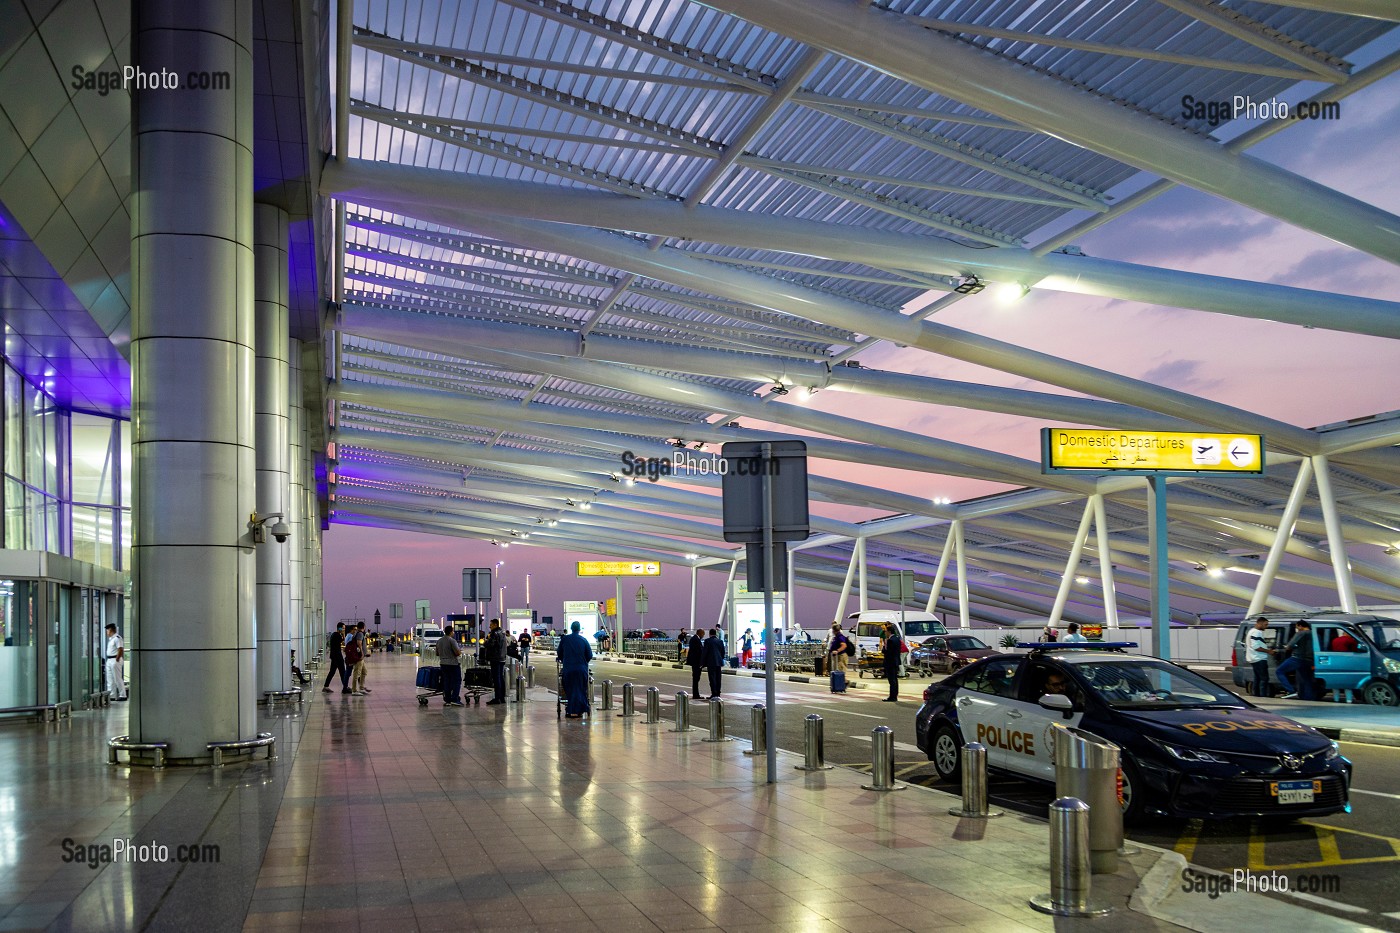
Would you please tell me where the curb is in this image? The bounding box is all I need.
[1337,727,1400,748]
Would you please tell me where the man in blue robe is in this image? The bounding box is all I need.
[559,621,594,718]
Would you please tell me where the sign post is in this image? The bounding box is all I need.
[722,440,809,785]
[462,568,493,649]
[1041,428,1265,660]
[577,562,659,646]
[889,570,914,666]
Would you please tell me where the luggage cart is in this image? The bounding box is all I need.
[416,665,442,705]
[556,658,593,720]
[461,665,493,705]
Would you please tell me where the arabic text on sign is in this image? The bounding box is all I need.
[576,561,662,577]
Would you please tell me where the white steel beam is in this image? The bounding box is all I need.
[699,0,1400,264]
[1247,459,1315,616]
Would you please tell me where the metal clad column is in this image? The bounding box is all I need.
[287,339,305,659]
[254,204,291,697]
[129,0,256,760]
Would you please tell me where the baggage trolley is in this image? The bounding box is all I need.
[461,664,493,705]
[416,665,442,705]
[556,658,594,720]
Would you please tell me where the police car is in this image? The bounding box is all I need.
[914,644,1351,821]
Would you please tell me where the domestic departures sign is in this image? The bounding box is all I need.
[576,561,661,577]
[1042,429,1264,475]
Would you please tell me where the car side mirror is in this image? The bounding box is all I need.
[1038,693,1075,717]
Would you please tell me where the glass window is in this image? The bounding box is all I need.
[4,477,22,549]
[0,579,39,707]
[4,366,20,480]
[71,415,116,506]
[23,381,44,490]
[960,657,1020,697]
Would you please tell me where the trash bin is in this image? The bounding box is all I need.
[1051,724,1123,874]
[814,655,825,677]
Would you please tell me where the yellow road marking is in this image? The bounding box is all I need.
[1300,820,1400,851]
[1174,820,1202,862]
[1265,854,1400,870]
[1248,823,1267,871]
[894,763,924,778]
[1243,821,1400,870]
[1315,826,1342,864]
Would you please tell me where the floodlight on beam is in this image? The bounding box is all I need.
[953,275,985,295]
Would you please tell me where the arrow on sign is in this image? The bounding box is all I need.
[1226,439,1256,467]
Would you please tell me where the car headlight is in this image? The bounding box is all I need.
[1384,658,1400,674]
[1151,739,1229,764]
[1326,741,1340,760]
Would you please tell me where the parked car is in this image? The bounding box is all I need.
[640,629,672,639]
[1229,611,1400,705]
[915,645,1351,821]
[911,634,1003,674]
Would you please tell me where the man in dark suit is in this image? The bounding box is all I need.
[687,630,705,698]
[702,628,726,700]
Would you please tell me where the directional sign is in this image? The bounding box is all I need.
[1042,429,1263,475]
[576,561,661,577]
[462,567,493,601]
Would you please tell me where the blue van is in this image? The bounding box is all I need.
[1231,611,1400,705]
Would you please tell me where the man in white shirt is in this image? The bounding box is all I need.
[1245,617,1275,697]
[105,623,127,701]
[1061,622,1088,645]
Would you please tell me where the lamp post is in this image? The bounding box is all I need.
[635,584,649,632]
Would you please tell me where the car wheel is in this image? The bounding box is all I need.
[931,724,963,784]
[1119,756,1146,824]
[1364,681,1400,707]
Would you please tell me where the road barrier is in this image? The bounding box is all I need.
[860,726,904,791]
[743,704,766,756]
[514,674,526,703]
[1030,797,1111,917]
[644,686,661,723]
[949,742,1002,818]
[600,679,614,711]
[703,698,732,742]
[795,713,832,771]
[619,682,637,717]
[1052,724,1125,874]
[527,665,535,688]
[671,691,692,732]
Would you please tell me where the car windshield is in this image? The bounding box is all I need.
[1362,623,1400,651]
[945,636,988,652]
[1075,658,1244,709]
[904,620,949,637]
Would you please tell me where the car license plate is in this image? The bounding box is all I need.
[1272,779,1320,804]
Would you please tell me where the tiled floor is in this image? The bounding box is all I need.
[1,653,1202,933]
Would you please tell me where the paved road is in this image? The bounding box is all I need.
[536,656,1400,928]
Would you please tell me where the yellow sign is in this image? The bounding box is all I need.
[1042,429,1263,474]
[576,561,661,577]
[605,598,617,617]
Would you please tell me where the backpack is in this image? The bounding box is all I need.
[344,632,363,665]
[843,635,856,657]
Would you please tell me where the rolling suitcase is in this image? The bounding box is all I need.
[830,669,847,693]
[416,666,442,689]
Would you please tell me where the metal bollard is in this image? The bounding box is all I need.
[619,682,637,717]
[670,691,692,732]
[949,742,1003,818]
[1052,724,1126,873]
[795,713,833,771]
[703,698,732,742]
[601,679,614,710]
[1030,798,1111,917]
[515,674,526,702]
[644,687,661,723]
[743,704,766,756]
[527,665,535,688]
[860,726,905,791]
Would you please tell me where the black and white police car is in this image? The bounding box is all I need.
[914,644,1351,820]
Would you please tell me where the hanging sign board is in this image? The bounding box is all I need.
[576,561,661,577]
[1041,429,1264,475]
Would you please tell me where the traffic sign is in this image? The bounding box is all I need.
[720,441,810,543]
[1041,429,1263,474]
[888,570,915,601]
[576,561,660,577]
[462,567,493,601]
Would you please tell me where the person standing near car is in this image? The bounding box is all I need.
[1061,622,1087,644]
[881,623,903,702]
[828,622,850,674]
[1276,620,1317,700]
[436,628,463,707]
[687,629,705,697]
[484,619,510,705]
[1245,617,1274,697]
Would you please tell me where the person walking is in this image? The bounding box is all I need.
[686,629,705,697]
[676,631,687,664]
[104,623,127,701]
[518,630,532,672]
[1276,620,1317,700]
[559,620,593,718]
[346,622,371,695]
[484,619,510,705]
[881,623,904,702]
[436,628,463,706]
[1245,617,1274,697]
[827,622,850,693]
[322,622,350,694]
[740,628,754,669]
[702,628,725,700]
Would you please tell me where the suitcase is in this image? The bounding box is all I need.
[462,667,493,689]
[416,666,442,689]
[830,670,847,693]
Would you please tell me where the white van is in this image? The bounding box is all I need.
[413,623,445,653]
[844,610,948,659]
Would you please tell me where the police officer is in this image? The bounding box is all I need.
[105,623,127,701]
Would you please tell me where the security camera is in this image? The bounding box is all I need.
[248,512,290,545]
[270,521,291,544]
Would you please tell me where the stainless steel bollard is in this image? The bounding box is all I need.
[860,726,905,791]
[527,665,535,688]
[619,682,637,717]
[1052,724,1125,873]
[743,704,766,756]
[949,742,1003,818]
[795,713,833,771]
[1030,797,1111,917]
[515,674,526,702]
[670,691,692,732]
[601,679,614,710]
[703,698,732,742]
[644,686,661,723]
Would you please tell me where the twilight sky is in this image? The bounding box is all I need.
[324,38,1400,635]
